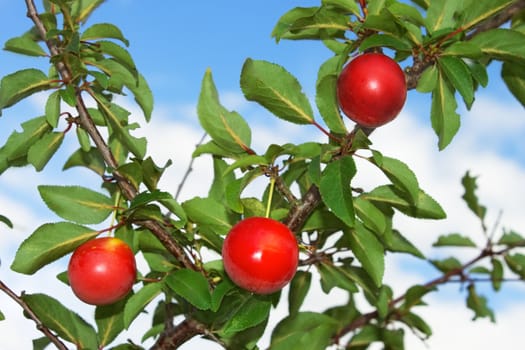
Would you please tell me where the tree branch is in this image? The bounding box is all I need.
[333,246,494,342]
[25,0,195,271]
[0,280,68,350]
[150,318,225,350]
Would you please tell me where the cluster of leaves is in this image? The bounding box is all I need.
[0,0,524,349]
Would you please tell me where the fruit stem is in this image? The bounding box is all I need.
[265,176,276,219]
[312,120,342,143]
[109,191,121,235]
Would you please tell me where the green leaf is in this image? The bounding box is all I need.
[431,74,460,150]
[182,197,237,236]
[165,269,212,310]
[386,230,425,258]
[316,55,347,134]
[59,84,77,107]
[38,185,113,225]
[223,155,269,175]
[45,90,61,127]
[438,56,474,109]
[460,0,516,31]
[81,23,129,46]
[319,155,356,227]
[32,337,51,350]
[76,126,92,152]
[347,224,384,287]
[416,64,438,93]
[97,41,136,75]
[1,116,52,165]
[141,157,172,192]
[123,282,163,329]
[271,7,322,42]
[362,11,403,36]
[424,0,460,34]
[4,35,47,57]
[468,61,489,87]
[288,271,312,316]
[130,72,154,122]
[354,197,387,235]
[442,41,483,59]
[431,257,462,273]
[469,28,525,64]
[211,279,235,312]
[117,161,143,191]
[323,0,360,14]
[11,222,98,274]
[198,69,252,153]
[71,0,105,23]
[270,312,338,350]
[0,310,4,320]
[63,147,106,176]
[349,324,381,347]
[91,58,153,121]
[92,97,147,159]
[502,62,525,107]
[241,59,314,125]
[400,285,435,311]
[283,6,348,41]
[466,284,495,322]
[360,34,412,52]
[401,312,433,338]
[497,230,525,247]
[27,132,64,171]
[95,298,127,347]
[461,171,486,221]
[222,295,272,335]
[491,258,503,291]
[433,233,477,247]
[504,253,525,279]
[371,153,420,204]
[0,214,13,228]
[317,262,359,293]
[0,69,55,112]
[22,293,99,349]
[129,190,172,210]
[364,185,446,219]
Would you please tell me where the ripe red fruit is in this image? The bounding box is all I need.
[222,217,299,294]
[68,237,136,305]
[336,52,407,128]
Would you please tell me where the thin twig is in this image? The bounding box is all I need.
[0,280,68,350]
[175,132,207,201]
[333,246,494,342]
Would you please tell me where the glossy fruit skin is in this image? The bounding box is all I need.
[68,237,136,305]
[222,217,299,294]
[337,53,407,128]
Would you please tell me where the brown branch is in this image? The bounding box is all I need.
[284,185,322,233]
[150,318,224,350]
[0,280,68,350]
[467,0,525,39]
[333,247,494,343]
[25,0,195,271]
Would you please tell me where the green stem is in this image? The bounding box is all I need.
[265,176,276,218]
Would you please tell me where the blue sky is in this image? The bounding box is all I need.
[1,1,525,349]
